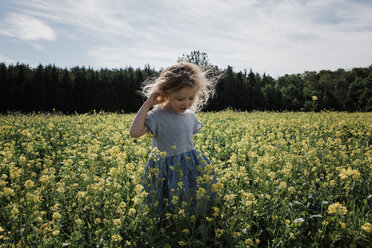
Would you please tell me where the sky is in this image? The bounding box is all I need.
[0,0,371,78]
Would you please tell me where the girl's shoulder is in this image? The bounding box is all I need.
[148,106,167,116]
[147,107,196,125]
[147,107,171,122]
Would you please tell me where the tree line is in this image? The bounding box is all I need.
[0,56,371,114]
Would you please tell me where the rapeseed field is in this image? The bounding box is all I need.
[0,110,371,247]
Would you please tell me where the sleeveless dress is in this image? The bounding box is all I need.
[143,107,216,215]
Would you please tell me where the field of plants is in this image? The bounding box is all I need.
[0,110,371,247]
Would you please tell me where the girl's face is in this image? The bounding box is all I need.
[165,86,198,113]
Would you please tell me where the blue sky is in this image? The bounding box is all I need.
[0,0,371,77]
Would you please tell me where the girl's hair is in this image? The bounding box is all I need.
[142,62,217,112]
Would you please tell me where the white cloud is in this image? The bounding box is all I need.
[0,12,56,41]
[90,0,372,75]
[16,0,137,38]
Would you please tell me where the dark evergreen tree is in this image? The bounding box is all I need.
[261,73,281,110]
[0,56,370,113]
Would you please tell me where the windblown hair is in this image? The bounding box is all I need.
[142,62,217,112]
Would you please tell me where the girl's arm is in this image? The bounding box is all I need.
[129,90,165,138]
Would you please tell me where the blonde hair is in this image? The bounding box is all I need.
[142,62,217,112]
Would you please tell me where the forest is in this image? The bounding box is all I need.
[0,52,371,113]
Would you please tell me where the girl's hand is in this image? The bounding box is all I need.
[146,90,166,106]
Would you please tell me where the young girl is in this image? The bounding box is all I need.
[130,62,217,215]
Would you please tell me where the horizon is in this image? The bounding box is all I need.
[1,59,371,79]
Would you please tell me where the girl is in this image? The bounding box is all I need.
[130,62,217,215]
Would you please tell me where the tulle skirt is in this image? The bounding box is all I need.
[143,149,217,215]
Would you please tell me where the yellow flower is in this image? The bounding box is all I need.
[11,206,19,218]
[215,228,223,238]
[26,192,40,203]
[329,180,336,187]
[182,228,189,235]
[171,145,177,150]
[111,234,123,242]
[328,202,341,214]
[24,179,35,189]
[340,222,346,229]
[165,213,172,219]
[113,219,121,226]
[134,184,144,194]
[21,129,32,137]
[76,191,87,200]
[267,171,276,180]
[212,207,220,217]
[361,222,372,233]
[3,187,15,196]
[340,207,348,215]
[19,155,27,163]
[245,238,254,246]
[151,147,159,154]
[119,201,127,209]
[279,181,287,189]
[109,167,119,178]
[212,182,223,192]
[56,187,65,194]
[351,169,361,180]
[52,212,62,220]
[178,241,187,246]
[196,187,206,200]
[178,181,183,188]
[189,215,196,222]
[52,230,60,236]
[178,209,185,217]
[224,194,236,201]
[172,195,179,205]
[128,208,136,216]
[10,167,22,179]
[339,167,361,181]
[312,96,318,101]
[39,175,49,183]
[328,202,347,215]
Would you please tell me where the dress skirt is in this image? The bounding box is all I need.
[143,149,217,215]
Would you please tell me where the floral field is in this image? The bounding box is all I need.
[0,110,371,247]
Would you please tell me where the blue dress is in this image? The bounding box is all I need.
[144,107,216,215]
